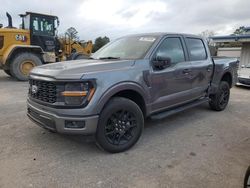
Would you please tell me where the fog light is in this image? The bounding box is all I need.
[65,120,85,129]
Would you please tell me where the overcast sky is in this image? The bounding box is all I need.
[1,0,250,41]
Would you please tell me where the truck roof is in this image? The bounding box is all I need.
[19,12,57,18]
[124,32,202,39]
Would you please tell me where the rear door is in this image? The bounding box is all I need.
[148,36,194,113]
[184,37,213,98]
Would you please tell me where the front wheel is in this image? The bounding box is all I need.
[209,81,230,111]
[96,97,144,153]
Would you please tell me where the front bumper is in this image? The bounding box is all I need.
[27,101,99,135]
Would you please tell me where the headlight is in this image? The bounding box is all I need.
[61,82,95,106]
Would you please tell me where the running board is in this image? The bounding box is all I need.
[150,98,209,120]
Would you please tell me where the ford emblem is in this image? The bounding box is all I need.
[31,85,38,94]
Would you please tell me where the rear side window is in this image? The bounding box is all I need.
[156,37,185,64]
[186,38,207,61]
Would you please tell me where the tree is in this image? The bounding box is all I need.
[232,26,246,35]
[199,30,215,44]
[93,36,110,52]
[199,30,216,55]
[65,27,79,41]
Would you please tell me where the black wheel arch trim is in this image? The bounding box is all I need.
[96,82,149,115]
[5,45,44,67]
[209,69,234,95]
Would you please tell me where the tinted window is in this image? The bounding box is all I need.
[186,38,207,61]
[156,38,185,64]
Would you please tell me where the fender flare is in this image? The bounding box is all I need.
[95,82,149,114]
[3,45,44,67]
[210,69,234,94]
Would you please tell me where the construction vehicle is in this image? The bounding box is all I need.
[0,12,93,81]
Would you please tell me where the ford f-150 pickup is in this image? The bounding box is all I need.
[27,33,239,153]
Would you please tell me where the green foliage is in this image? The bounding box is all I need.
[93,36,110,52]
[232,26,246,35]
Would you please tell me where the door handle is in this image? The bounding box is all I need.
[182,69,191,74]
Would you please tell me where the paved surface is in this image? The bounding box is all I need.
[0,71,250,188]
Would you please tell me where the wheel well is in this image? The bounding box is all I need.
[5,47,43,68]
[221,72,232,88]
[111,90,147,117]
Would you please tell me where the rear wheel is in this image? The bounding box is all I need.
[209,81,230,111]
[10,52,42,81]
[96,97,144,153]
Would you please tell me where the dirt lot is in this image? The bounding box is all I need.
[0,70,249,188]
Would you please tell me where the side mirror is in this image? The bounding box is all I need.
[153,54,171,70]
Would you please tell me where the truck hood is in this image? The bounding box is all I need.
[30,59,135,80]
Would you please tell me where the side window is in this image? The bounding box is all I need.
[156,37,185,64]
[31,16,54,36]
[32,17,39,31]
[186,38,207,61]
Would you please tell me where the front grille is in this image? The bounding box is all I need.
[29,79,57,103]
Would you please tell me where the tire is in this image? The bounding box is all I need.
[96,97,144,153]
[10,52,43,81]
[244,166,250,188]
[4,70,12,77]
[209,81,230,111]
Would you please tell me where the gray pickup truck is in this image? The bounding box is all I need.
[27,33,239,153]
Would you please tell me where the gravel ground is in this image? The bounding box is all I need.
[0,71,249,188]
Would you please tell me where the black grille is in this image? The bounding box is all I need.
[29,79,57,103]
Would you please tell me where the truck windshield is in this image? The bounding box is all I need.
[92,36,158,60]
[31,16,55,36]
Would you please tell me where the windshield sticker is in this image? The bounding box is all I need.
[139,37,156,42]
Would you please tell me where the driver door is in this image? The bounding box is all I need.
[148,36,193,113]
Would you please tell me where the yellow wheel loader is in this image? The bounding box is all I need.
[0,12,93,81]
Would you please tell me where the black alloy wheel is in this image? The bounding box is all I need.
[105,109,137,146]
[96,97,144,153]
[209,81,230,111]
[218,83,230,108]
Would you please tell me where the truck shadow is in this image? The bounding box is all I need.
[54,103,211,154]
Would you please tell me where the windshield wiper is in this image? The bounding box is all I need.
[99,56,120,60]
